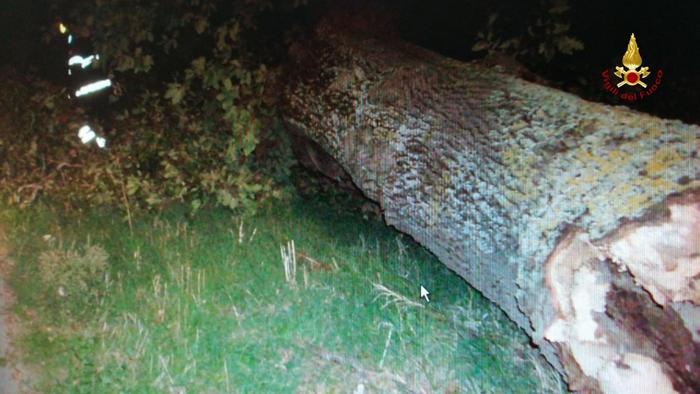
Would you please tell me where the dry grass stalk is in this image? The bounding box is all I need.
[280,240,297,288]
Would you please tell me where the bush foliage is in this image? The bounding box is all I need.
[471,0,583,62]
[1,0,302,217]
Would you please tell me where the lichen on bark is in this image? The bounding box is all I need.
[282,23,700,392]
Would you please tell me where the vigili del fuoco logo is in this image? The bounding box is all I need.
[601,33,663,102]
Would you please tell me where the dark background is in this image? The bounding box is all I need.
[400,0,700,122]
[2,0,699,123]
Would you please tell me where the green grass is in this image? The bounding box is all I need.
[0,197,568,393]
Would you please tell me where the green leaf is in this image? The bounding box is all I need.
[191,198,202,212]
[164,83,185,105]
[194,16,208,34]
[191,57,206,75]
[126,176,140,195]
[146,194,162,206]
[163,161,180,179]
[223,78,233,91]
[142,54,154,70]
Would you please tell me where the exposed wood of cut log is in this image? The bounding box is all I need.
[280,21,700,394]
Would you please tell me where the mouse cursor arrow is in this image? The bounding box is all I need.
[420,285,430,302]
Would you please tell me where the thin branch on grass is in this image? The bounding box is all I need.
[372,283,424,310]
[297,251,336,272]
[16,183,43,193]
[298,252,321,269]
[16,183,43,206]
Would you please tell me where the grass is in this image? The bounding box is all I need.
[0,196,568,393]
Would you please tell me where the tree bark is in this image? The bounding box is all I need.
[280,22,700,394]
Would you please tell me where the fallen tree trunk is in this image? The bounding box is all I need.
[280,22,700,393]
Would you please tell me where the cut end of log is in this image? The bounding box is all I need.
[606,198,700,306]
[543,191,700,393]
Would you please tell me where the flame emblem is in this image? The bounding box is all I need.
[614,34,651,88]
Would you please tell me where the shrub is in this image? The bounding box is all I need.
[60,0,307,209]
[1,1,305,218]
[471,0,583,62]
[0,69,102,208]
